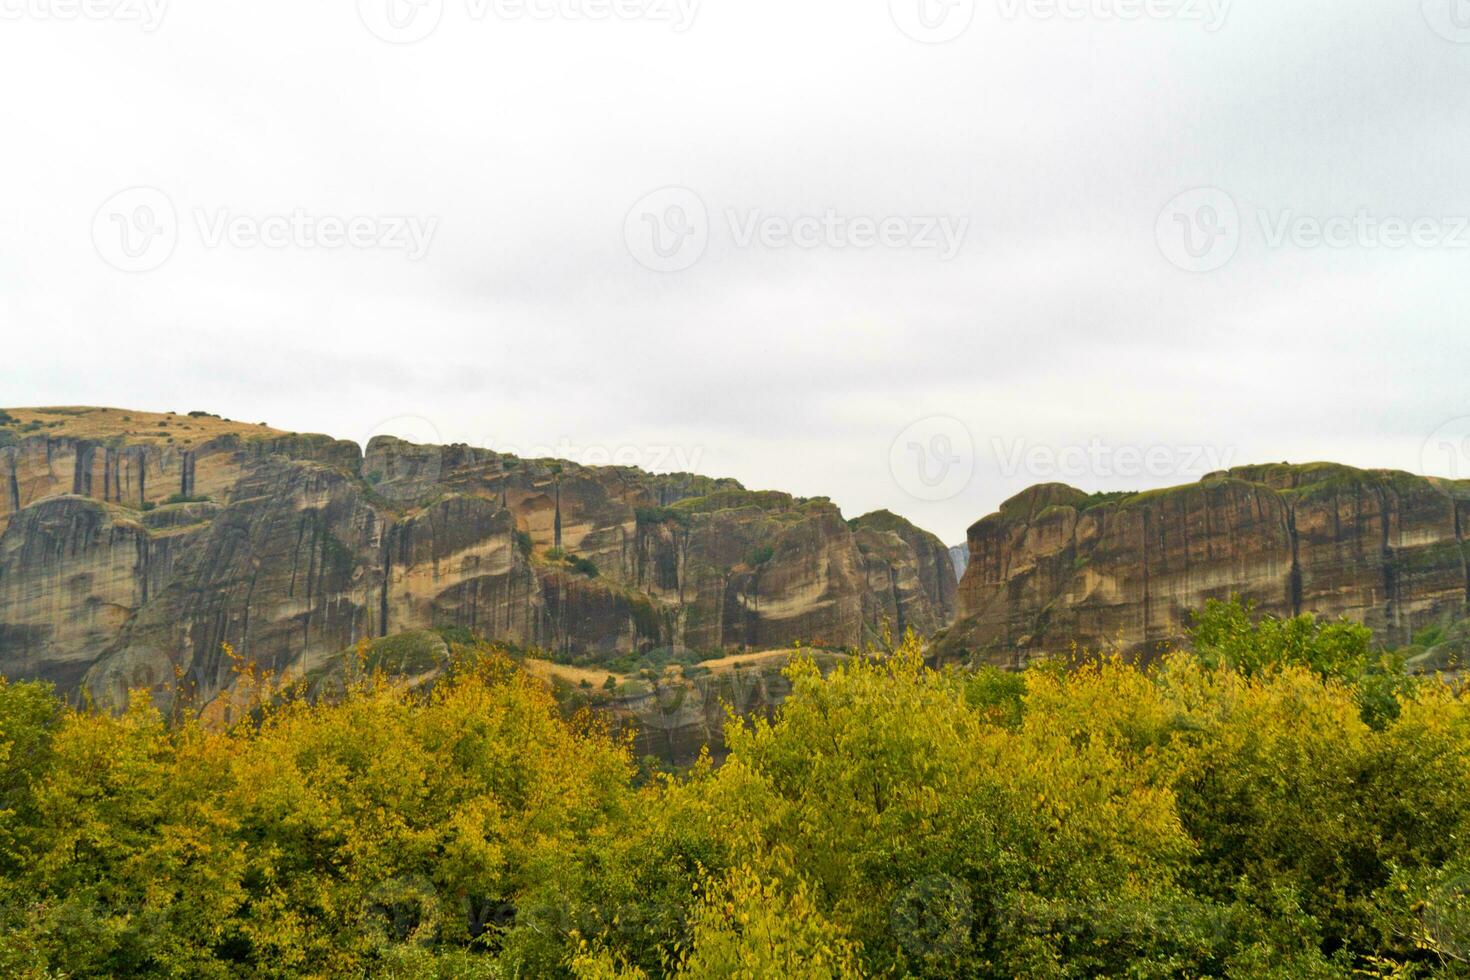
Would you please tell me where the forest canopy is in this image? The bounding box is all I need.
[1,601,1469,978]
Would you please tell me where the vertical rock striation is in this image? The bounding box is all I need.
[938,464,1470,666]
[0,409,956,709]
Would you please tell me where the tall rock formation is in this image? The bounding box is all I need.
[0,408,955,709]
[938,464,1470,667]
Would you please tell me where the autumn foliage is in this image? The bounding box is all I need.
[1,604,1469,978]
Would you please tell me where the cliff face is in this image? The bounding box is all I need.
[851,509,958,636]
[940,464,1470,667]
[0,408,955,709]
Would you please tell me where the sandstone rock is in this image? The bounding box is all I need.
[940,465,1470,666]
[0,408,956,711]
[851,509,958,638]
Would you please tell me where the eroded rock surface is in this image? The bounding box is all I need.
[939,464,1470,667]
[0,408,955,709]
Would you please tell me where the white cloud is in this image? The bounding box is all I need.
[2,0,1467,544]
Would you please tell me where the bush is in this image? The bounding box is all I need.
[746,544,776,567]
[635,506,691,528]
[163,494,210,506]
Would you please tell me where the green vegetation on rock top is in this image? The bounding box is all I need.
[670,488,798,515]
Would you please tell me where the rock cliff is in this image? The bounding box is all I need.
[0,408,955,709]
[938,464,1470,667]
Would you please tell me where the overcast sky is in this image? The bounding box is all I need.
[3,0,1469,544]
